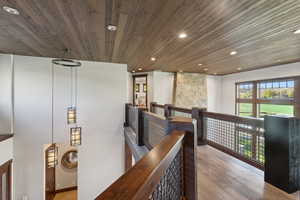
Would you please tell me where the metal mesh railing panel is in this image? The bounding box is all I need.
[204,117,265,168]
[149,150,183,200]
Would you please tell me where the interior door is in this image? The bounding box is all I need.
[0,160,12,200]
[45,145,56,200]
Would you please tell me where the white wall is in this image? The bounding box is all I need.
[0,55,12,134]
[55,144,77,190]
[0,138,13,166]
[152,71,174,105]
[9,54,127,200]
[220,62,300,115]
[207,75,222,112]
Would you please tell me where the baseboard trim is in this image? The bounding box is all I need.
[55,186,77,194]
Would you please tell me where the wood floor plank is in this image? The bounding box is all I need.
[197,145,299,200]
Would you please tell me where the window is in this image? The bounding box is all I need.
[236,77,299,118]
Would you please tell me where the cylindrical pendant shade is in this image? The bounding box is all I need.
[67,107,77,124]
[48,144,58,168]
[70,127,82,146]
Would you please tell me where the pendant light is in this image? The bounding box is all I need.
[48,61,58,168]
[52,55,82,146]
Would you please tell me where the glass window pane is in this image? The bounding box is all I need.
[259,80,294,100]
[280,81,287,88]
[238,103,253,117]
[273,82,279,88]
[238,83,253,99]
[259,104,294,117]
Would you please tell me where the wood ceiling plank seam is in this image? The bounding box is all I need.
[154,0,273,69]
[117,0,151,62]
[86,0,106,60]
[122,0,183,64]
[163,1,300,71]
[126,0,195,69]
[51,0,87,59]
[151,0,284,66]
[3,0,60,56]
[112,13,128,63]
[148,0,256,70]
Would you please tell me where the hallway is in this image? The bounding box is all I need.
[197,145,299,200]
[54,190,77,200]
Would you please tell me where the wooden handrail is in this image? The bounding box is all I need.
[203,111,264,128]
[0,134,13,142]
[95,131,186,200]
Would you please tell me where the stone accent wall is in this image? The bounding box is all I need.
[174,73,207,109]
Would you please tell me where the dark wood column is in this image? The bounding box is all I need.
[294,77,300,118]
[264,115,300,193]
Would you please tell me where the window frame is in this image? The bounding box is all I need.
[235,76,300,118]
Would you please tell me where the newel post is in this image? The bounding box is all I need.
[264,115,300,193]
[150,102,157,113]
[164,104,172,119]
[124,103,132,127]
[192,107,207,145]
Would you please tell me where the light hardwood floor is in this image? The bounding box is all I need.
[197,145,300,200]
[54,190,77,200]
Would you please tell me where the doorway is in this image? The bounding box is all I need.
[133,75,148,108]
[0,160,12,200]
[45,144,78,200]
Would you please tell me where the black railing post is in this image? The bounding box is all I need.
[124,103,132,127]
[264,115,300,193]
[136,107,145,146]
[191,107,207,145]
[164,104,172,119]
[150,102,157,113]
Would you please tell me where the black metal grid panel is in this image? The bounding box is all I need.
[149,150,183,200]
[171,110,192,118]
[204,117,265,167]
[154,106,165,116]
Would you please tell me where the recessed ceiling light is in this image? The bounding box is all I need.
[178,33,187,39]
[132,70,135,73]
[230,51,237,55]
[203,68,208,71]
[293,29,300,34]
[138,67,142,71]
[179,70,183,73]
[107,24,117,31]
[214,73,218,75]
[151,57,156,61]
[237,67,242,71]
[3,6,19,15]
[198,63,203,66]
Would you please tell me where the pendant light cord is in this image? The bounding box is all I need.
[51,63,54,144]
[10,55,15,134]
[70,67,73,107]
[74,67,78,127]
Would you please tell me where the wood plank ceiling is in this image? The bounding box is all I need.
[0,0,300,75]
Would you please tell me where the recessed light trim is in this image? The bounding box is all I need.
[203,68,208,71]
[132,70,135,73]
[3,6,19,15]
[237,67,242,71]
[230,51,237,55]
[107,24,117,31]
[138,67,142,71]
[294,29,300,34]
[178,33,187,39]
[151,57,156,61]
[198,63,203,66]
